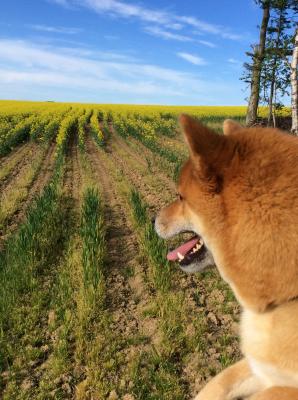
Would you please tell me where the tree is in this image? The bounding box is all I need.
[291,28,298,134]
[246,0,271,126]
[243,0,298,128]
[264,1,292,126]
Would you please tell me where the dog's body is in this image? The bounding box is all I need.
[155,116,298,399]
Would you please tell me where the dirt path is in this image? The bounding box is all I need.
[156,134,188,157]
[108,124,147,168]
[16,133,84,399]
[63,132,82,207]
[106,132,176,215]
[104,128,241,397]
[0,139,76,399]
[0,141,32,168]
[0,142,57,243]
[111,125,177,190]
[0,142,39,193]
[85,136,155,363]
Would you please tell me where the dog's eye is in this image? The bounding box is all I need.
[177,193,183,201]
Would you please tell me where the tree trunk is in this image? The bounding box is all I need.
[291,28,298,135]
[246,3,271,126]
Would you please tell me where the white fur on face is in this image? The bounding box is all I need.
[155,204,215,274]
[180,251,214,274]
[155,211,195,239]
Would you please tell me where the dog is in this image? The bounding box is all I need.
[155,114,298,400]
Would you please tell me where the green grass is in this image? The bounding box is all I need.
[130,349,186,400]
[0,153,66,391]
[0,158,63,323]
[35,185,109,398]
[130,189,172,292]
[0,144,45,230]
[81,187,105,296]
[114,116,184,181]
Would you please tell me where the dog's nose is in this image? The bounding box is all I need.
[151,217,156,225]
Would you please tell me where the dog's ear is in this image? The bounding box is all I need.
[179,114,234,172]
[223,119,243,135]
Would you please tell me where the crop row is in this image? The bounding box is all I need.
[0,106,108,157]
[0,116,107,396]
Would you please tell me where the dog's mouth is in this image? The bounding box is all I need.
[166,234,213,273]
[167,235,205,265]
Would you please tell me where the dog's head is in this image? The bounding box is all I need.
[155,115,298,312]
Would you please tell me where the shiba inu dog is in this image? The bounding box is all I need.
[155,115,298,400]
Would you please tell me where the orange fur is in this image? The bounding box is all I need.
[250,387,298,400]
[155,115,298,399]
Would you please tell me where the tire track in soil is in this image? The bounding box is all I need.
[0,141,32,168]
[39,133,83,398]
[62,132,82,208]
[156,135,188,157]
[110,124,176,193]
[107,130,176,215]
[106,125,241,398]
[0,142,57,244]
[85,136,155,352]
[14,135,83,399]
[0,142,38,193]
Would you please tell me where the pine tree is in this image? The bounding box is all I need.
[267,2,291,125]
[243,0,298,128]
[260,0,293,126]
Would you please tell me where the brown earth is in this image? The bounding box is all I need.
[0,142,57,245]
[1,140,73,399]
[85,136,158,368]
[86,135,147,321]
[107,129,176,214]
[63,132,82,206]
[1,129,242,399]
[102,128,242,397]
[0,142,39,193]
[0,141,32,168]
[15,134,85,400]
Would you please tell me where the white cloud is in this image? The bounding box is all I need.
[81,0,170,24]
[221,32,244,41]
[177,52,207,66]
[178,16,220,35]
[50,0,243,41]
[144,26,194,42]
[27,24,82,34]
[144,26,216,48]
[48,0,71,6]
[179,16,243,40]
[0,39,196,95]
[104,34,119,40]
[197,40,216,48]
[228,58,241,64]
[0,38,240,104]
[165,23,184,31]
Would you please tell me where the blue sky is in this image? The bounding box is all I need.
[0,0,263,105]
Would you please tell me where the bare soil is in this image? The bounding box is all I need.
[63,132,82,206]
[0,142,38,193]
[0,141,32,168]
[85,136,155,365]
[101,129,242,397]
[107,132,175,214]
[17,134,85,400]
[0,142,57,244]
[1,130,242,399]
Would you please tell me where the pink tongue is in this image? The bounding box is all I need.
[167,237,199,261]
